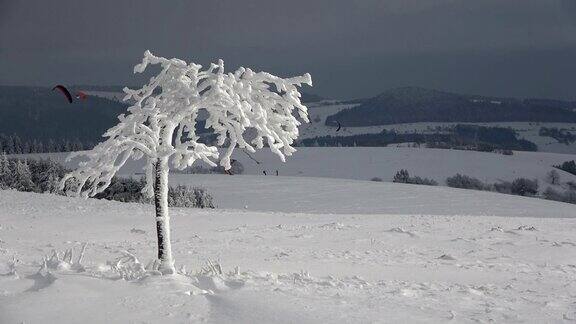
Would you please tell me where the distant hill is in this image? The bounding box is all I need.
[0,86,128,142]
[0,86,324,145]
[300,92,324,103]
[326,87,576,127]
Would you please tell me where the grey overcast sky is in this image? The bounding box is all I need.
[1,0,576,99]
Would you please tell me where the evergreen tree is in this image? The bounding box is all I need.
[36,141,45,153]
[5,135,15,154]
[0,153,11,188]
[22,141,31,154]
[64,140,73,152]
[0,134,6,152]
[31,139,40,153]
[13,160,35,191]
[47,139,57,152]
[12,135,23,154]
[44,173,61,193]
[72,138,83,151]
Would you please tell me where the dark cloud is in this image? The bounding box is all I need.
[1,0,575,99]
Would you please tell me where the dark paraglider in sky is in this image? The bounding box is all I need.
[52,85,73,104]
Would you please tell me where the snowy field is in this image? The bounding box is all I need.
[23,147,576,194]
[1,177,576,323]
[169,175,576,217]
[197,148,576,194]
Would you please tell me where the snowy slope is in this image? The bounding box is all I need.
[209,148,576,191]
[1,180,575,323]
[168,174,576,217]
[24,147,576,195]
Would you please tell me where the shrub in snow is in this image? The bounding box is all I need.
[554,160,576,176]
[542,187,576,204]
[543,187,564,201]
[393,169,410,183]
[446,174,489,191]
[94,177,150,203]
[495,178,538,198]
[94,177,214,208]
[370,177,383,182]
[393,169,437,186]
[60,51,311,274]
[510,178,538,197]
[493,181,513,194]
[565,189,576,204]
[409,176,438,186]
[0,155,214,208]
[168,185,215,208]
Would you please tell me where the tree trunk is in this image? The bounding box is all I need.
[154,156,175,274]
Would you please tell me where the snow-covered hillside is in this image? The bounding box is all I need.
[1,178,575,323]
[24,147,576,194]
[293,101,576,154]
[206,148,576,193]
[377,122,576,154]
[305,118,576,155]
[168,175,576,216]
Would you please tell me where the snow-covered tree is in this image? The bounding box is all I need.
[61,51,311,274]
[0,153,10,189]
[13,160,34,191]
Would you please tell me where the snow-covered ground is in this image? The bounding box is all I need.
[169,175,576,217]
[204,148,576,194]
[1,177,575,323]
[24,147,576,194]
[6,117,576,321]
